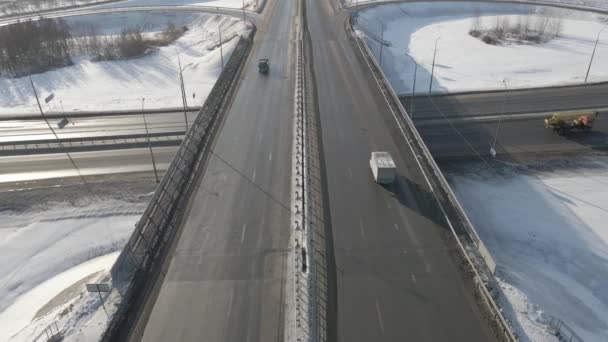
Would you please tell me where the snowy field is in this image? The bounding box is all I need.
[0,179,155,341]
[0,12,251,115]
[101,0,261,10]
[0,0,117,16]
[446,156,608,342]
[346,0,608,11]
[357,2,608,94]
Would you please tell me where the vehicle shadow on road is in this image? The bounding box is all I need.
[382,173,450,230]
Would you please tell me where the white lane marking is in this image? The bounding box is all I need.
[375,300,385,333]
[257,133,263,144]
[359,219,365,238]
[252,168,257,182]
[240,224,247,244]
[425,262,432,274]
[411,273,417,283]
[347,167,353,180]
[394,223,399,231]
[225,290,234,320]
[269,153,273,161]
[403,222,421,246]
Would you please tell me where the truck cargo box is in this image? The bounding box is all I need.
[370,152,396,184]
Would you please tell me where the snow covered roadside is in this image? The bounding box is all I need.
[356,2,608,94]
[446,157,608,342]
[0,12,252,116]
[0,180,156,341]
[0,0,121,16]
[345,0,608,11]
[101,0,262,11]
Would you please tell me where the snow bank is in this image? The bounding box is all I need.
[0,180,155,341]
[357,2,608,94]
[0,252,119,341]
[0,12,251,115]
[448,157,608,342]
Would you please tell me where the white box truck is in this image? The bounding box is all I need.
[370,152,396,184]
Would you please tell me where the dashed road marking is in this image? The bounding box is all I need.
[252,168,257,182]
[347,167,353,180]
[240,224,247,244]
[375,300,385,333]
[359,219,365,238]
[394,223,399,231]
[411,273,417,283]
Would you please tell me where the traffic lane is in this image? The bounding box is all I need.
[306,2,494,340]
[418,114,608,159]
[0,146,176,184]
[402,83,608,119]
[0,112,195,143]
[139,0,295,339]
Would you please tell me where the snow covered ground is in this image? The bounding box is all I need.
[0,12,251,115]
[446,156,608,342]
[0,179,155,341]
[101,0,261,10]
[357,2,608,94]
[346,0,608,11]
[0,0,117,16]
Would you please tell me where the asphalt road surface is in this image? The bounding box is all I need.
[0,146,176,185]
[401,83,608,119]
[415,110,608,160]
[137,0,296,339]
[306,0,495,341]
[0,111,195,143]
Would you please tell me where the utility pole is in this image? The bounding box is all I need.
[404,53,418,119]
[218,24,224,68]
[584,25,607,83]
[177,54,189,130]
[142,98,159,183]
[29,76,86,184]
[376,18,384,69]
[242,0,246,22]
[429,37,440,93]
[491,79,508,158]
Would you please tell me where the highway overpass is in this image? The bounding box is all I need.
[125,0,499,340]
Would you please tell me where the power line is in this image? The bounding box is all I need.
[209,150,291,213]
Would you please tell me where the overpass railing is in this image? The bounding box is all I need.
[101,27,255,341]
[349,15,515,342]
[548,315,585,342]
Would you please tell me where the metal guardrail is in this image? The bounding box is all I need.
[548,315,585,342]
[101,28,255,341]
[349,15,516,342]
[31,322,62,342]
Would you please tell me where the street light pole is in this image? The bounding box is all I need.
[218,23,224,68]
[584,25,607,83]
[429,37,440,93]
[177,54,192,130]
[376,18,384,69]
[142,98,159,183]
[491,79,508,158]
[242,0,246,22]
[404,53,418,119]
